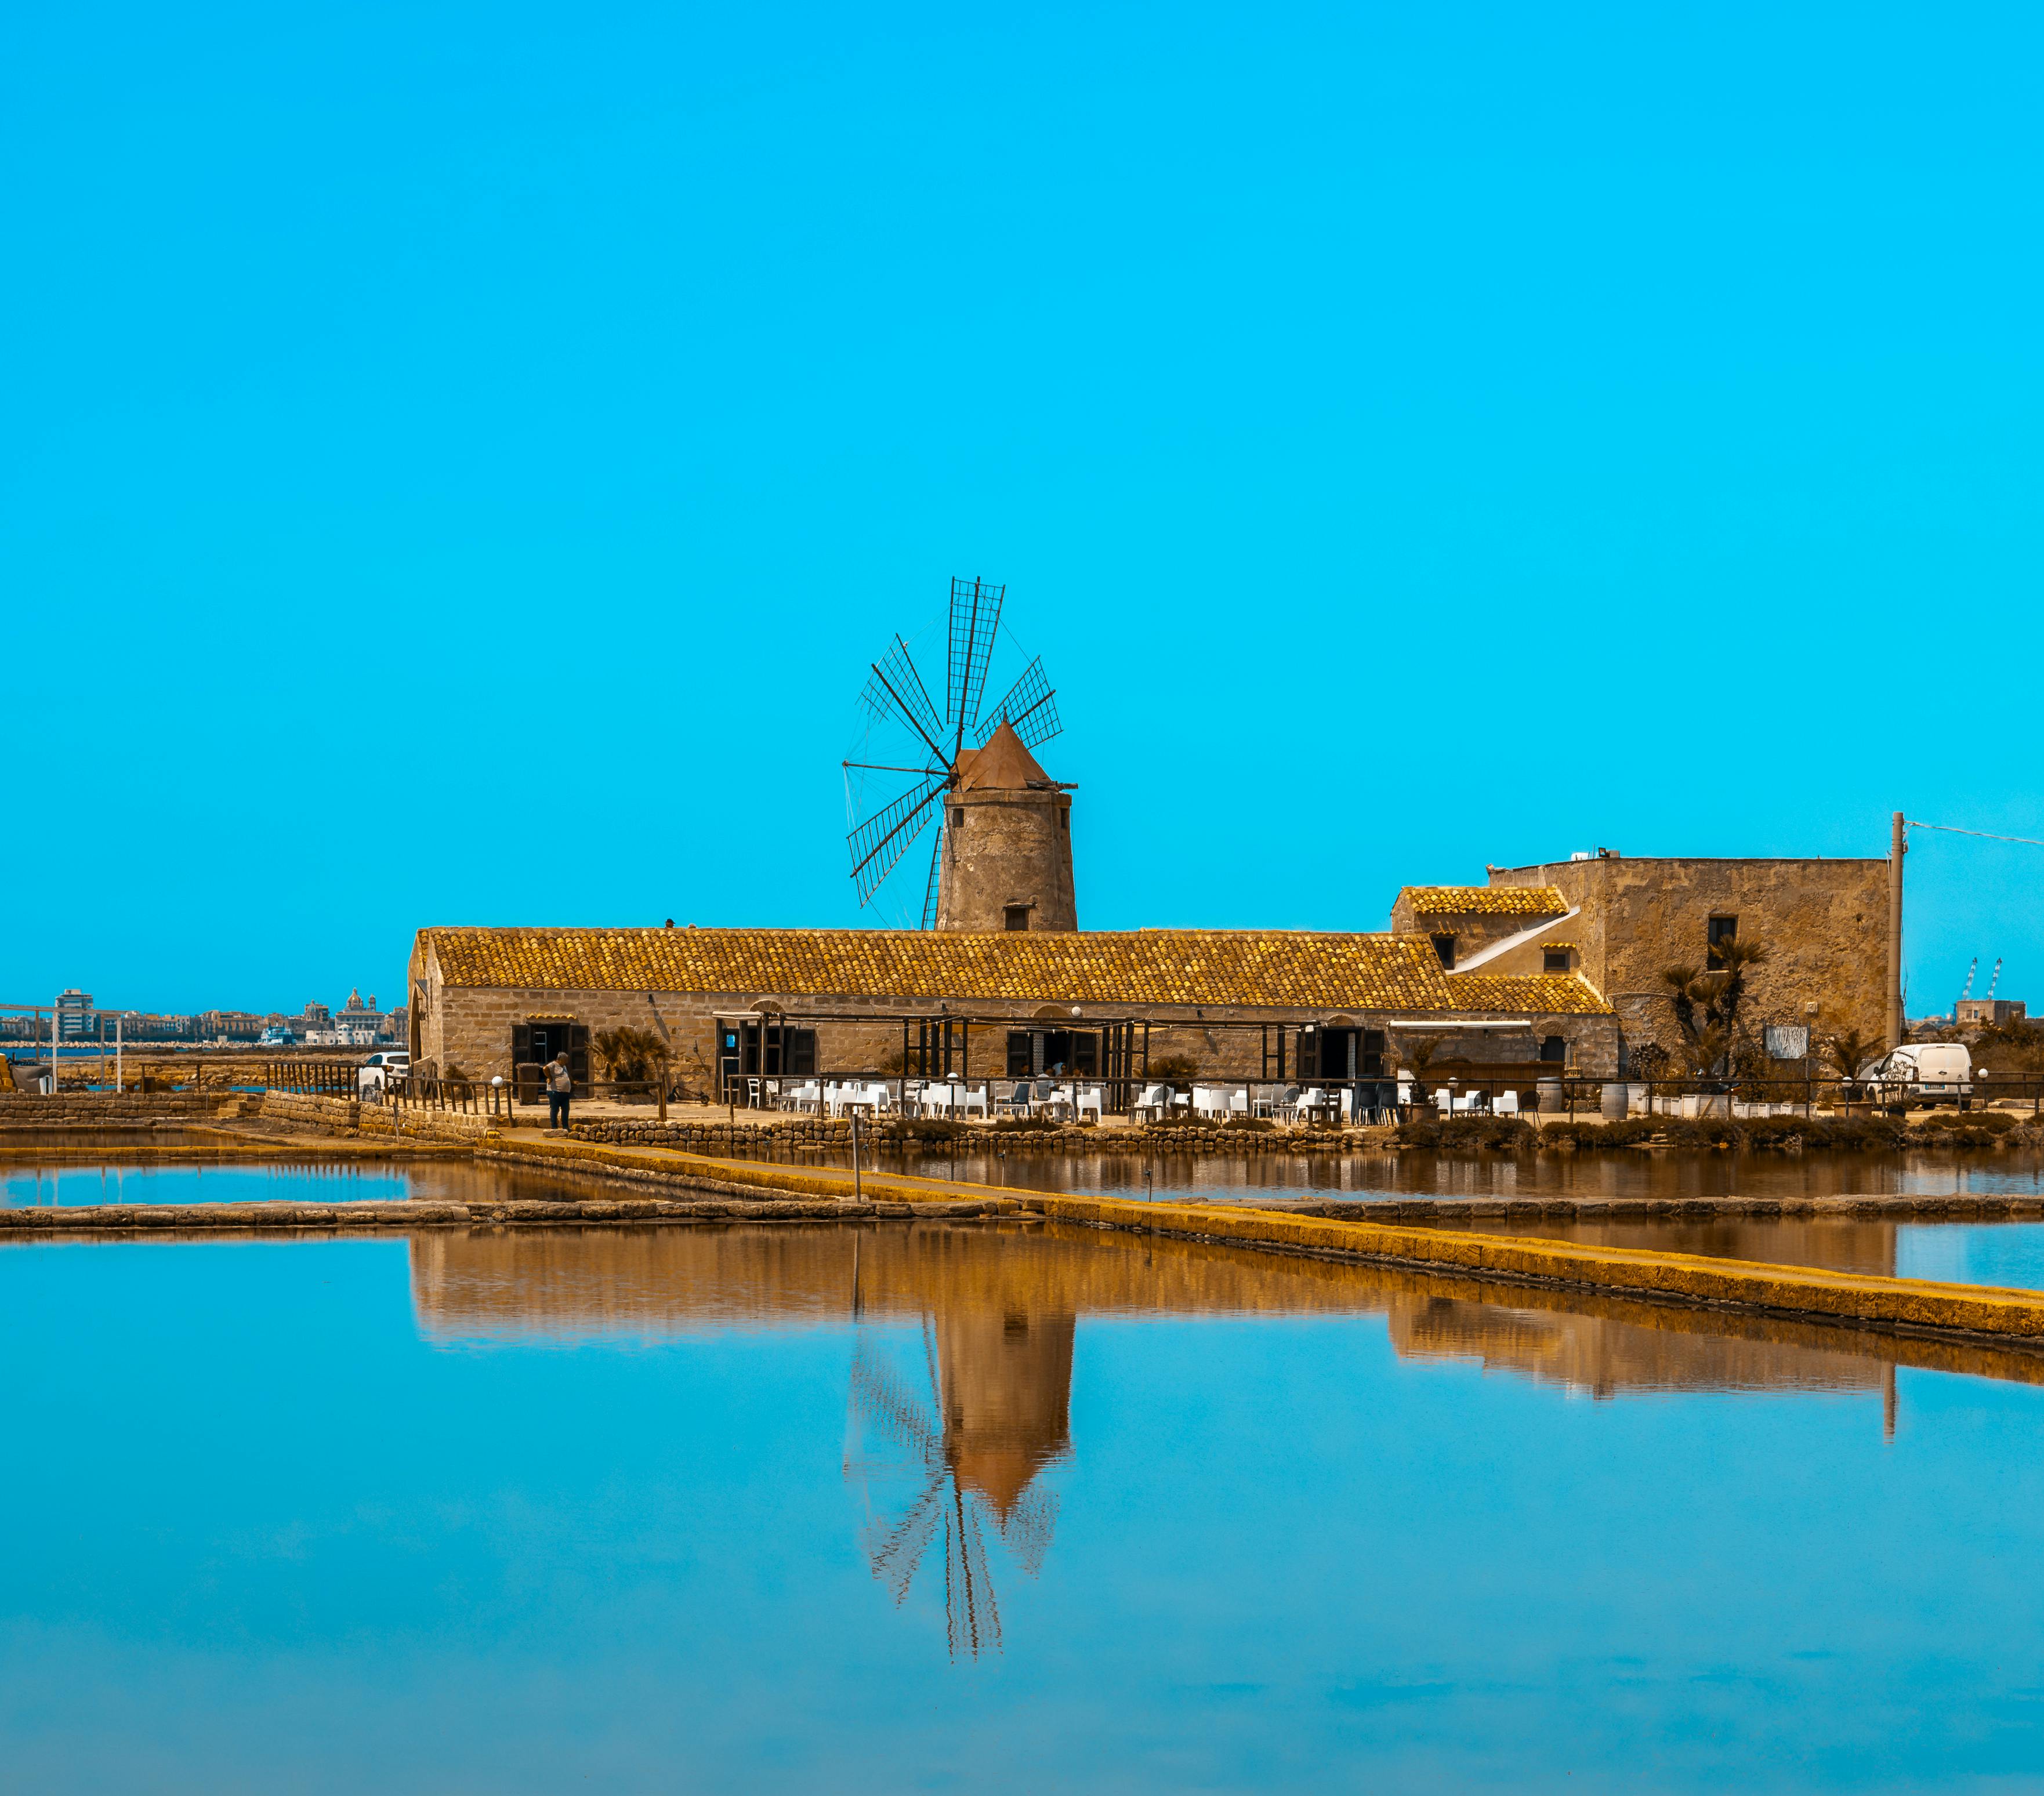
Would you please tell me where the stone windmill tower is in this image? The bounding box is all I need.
[845,577,1078,933]
[934,721,1077,933]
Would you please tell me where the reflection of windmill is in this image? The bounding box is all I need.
[844,576,1064,928]
[845,1309,1070,1660]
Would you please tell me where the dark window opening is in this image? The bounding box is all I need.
[1431,933,1456,970]
[1006,1029,1098,1077]
[1004,905,1031,931]
[1060,810,1068,832]
[1539,1035,1568,1064]
[1299,1026,1381,1079]
[1706,914,1738,969]
[718,1022,816,1091]
[1543,949,1570,974]
[951,807,965,829]
[516,1019,590,1098]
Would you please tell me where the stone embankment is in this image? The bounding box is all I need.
[0,1093,248,1126]
[568,1117,1386,1155]
[1295,1192,2044,1225]
[1034,1193,2044,1348]
[258,1091,496,1144]
[0,1193,1014,1234]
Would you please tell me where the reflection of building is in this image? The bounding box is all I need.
[932,1306,1073,1519]
[1389,1294,1893,1404]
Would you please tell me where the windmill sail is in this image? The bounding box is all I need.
[975,655,1060,750]
[919,821,945,931]
[847,777,945,904]
[945,577,1005,758]
[861,636,948,759]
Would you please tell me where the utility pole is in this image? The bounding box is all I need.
[1887,811,1906,1051]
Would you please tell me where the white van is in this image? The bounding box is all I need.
[357,1050,412,1095]
[1860,1043,1973,1108]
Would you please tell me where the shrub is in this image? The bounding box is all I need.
[1396,1115,1535,1151]
[1919,1109,2015,1135]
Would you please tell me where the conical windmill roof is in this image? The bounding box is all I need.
[952,719,1052,791]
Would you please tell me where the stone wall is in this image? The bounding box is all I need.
[257,1091,496,1144]
[415,984,1619,1091]
[936,786,1077,932]
[0,1092,243,1124]
[1490,857,1889,1055]
[567,1117,1393,1155]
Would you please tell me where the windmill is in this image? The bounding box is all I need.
[843,576,1064,928]
[842,1315,1065,1661]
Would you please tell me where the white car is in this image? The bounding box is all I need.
[1859,1043,1973,1109]
[357,1051,412,1095]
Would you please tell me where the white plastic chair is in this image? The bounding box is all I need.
[1496,1090,1520,1116]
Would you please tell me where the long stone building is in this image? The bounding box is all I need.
[406,926,1618,1097]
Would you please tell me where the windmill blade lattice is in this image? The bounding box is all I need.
[976,655,1060,750]
[945,577,1004,757]
[847,775,947,906]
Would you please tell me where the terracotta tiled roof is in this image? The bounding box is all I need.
[421,926,1548,1013]
[1402,886,1570,917]
[954,720,1052,790]
[1443,973,1612,1015]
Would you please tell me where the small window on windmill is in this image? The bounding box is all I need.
[1004,905,1031,932]
[952,807,965,830]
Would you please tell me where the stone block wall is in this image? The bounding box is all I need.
[0,1092,243,1124]
[416,987,1619,1091]
[936,786,1078,932]
[257,1091,496,1144]
[1491,857,1889,1054]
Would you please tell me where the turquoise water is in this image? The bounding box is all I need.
[1,1162,418,1207]
[6,1202,2044,1792]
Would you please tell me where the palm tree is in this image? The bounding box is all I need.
[1704,935,1771,1043]
[1821,1026,1884,1084]
[1661,965,1708,1044]
[1680,1029,1730,1080]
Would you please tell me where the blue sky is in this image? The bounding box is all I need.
[5,1,2040,1015]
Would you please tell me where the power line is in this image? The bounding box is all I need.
[1905,819,2044,850]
